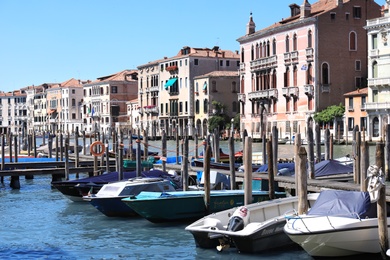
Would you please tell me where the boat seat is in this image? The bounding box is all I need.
[203,218,224,230]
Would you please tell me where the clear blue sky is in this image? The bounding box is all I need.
[0,0,385,92]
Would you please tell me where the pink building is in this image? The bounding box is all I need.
[237,0,381,141]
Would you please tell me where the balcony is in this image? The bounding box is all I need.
[143,105,159,115]
[368,77,390,87]
[321,84,330,93]
[281,86,299,97]
[284,53,291,63]
[248,89,279,100]
[304,85,314,96]
[250,55,277,70]
[238,93,246,103]
[166,66,178,73]
[348,106,354,112]
[306,48,314,60]
[365,102,390,110]
[149,86,159,92]
[291,51,298,60]
[369,49,379,57]
[240,62,245,72]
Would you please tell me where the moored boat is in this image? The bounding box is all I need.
[284,186,388,257]
[121,190,286,223]
[52,169,173,202]
[83,177,178,217]
[185,193,319,253]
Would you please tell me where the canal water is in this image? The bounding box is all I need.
[0,139,383,259]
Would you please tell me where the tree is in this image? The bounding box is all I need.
[313,104,345,125]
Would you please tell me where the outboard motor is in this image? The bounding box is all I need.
[217,206,250,251]
[226,206,250,232]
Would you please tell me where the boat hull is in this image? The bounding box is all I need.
[87,196,138,217]
[122,191,285,223]
[284,216,390,257]
[185,194,319,253]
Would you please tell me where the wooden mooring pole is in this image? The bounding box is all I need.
[244,136,252,205]
[297,146,308,215]
[203,137,211,215]
[375,141,388,259]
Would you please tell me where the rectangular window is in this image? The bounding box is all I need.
[353,7,361,19]
[330,12,336,20]
[236,61,240,67]
[348,97,353,111]
[355,60,361,71]
[185,101,188,113]
[372,34,378,49]
[345,12,350,20]
[355,77,362,88]
[361,96,366,108]
[348,117,354,130]
[194,59,198,65]
[373,90,378,102]
[72,113,76,119]
[226,60,230,66]
[360,117,367,131]
[220,60,223,66]
[179,102,183,113]
[111,86,118,94]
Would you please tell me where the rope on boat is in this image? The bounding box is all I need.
[366,165,385,203]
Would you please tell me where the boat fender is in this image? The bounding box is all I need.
[226,206,250,232]
[367,165,385,203]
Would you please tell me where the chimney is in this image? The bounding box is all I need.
[336,0,343,7]
[289,4,300,17]
[246,12,256,35]
[300,0,311,19]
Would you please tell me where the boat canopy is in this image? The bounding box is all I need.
[307,190,375,219]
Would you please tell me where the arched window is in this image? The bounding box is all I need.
[272,38,277,55]
[308,30,312,48]
[241,48,245,62]
[285,35,290,52]
[195,100,200,114]
[266,40,270,57]
[349,31,357,51]
[251,45,254,60]
[203,99,208,114]
[284,67,290,87]
[372,61,378,78]
[241,76,245,93]
[322,63,329,84]
[272,69,277,89]
[195,82,199,93]
[293,34,297,51]
[307,64,313,84]
[293,66,298,86]
[256,43,260,59]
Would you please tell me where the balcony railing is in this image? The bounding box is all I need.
[366,16,390,27]
[321,84,330,93]
[305,48,314,58]
[368,77,390,87]
[369,49,379,57]
[240,62,245,72]
[238,93,246,103]
[281,86,299,97]
[284,53,291,62]
[291,51,298,60]
[250,55,277,70]
[149,86,159,92]
[248,89,278,100]
[304,84,314,96]
[365,102,390,110]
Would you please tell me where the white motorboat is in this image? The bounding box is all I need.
[185,193,319,253]
[83,177,177,217]
[284,190,387,257]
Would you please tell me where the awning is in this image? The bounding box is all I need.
[164,78,178,89]
[203,82,207,90]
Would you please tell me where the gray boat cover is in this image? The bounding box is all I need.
[307,190,374,219]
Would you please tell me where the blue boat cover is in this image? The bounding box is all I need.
[255,163,295,173]
[314,159,353,177]
[307,190,374,219]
